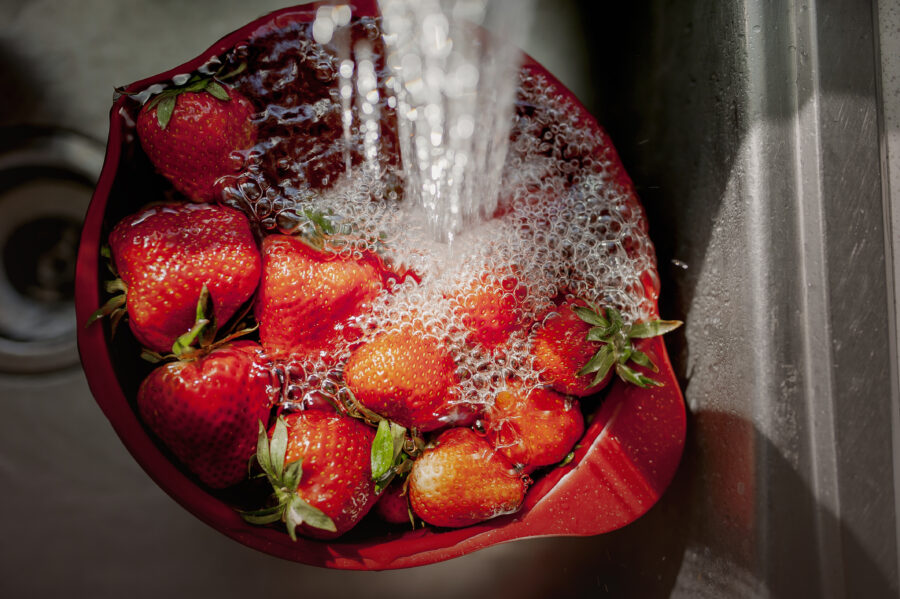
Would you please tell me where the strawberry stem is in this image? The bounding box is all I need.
[172,284,216,356]
[340,387,387,425]
[216,62,247,81]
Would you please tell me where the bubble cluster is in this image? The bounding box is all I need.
[218,18,400,234]
[216,17,659,418]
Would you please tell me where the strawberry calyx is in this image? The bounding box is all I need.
[239,417,337,539]
[572,301,682,389]
[86,278,127,329]
[85,246,128,335]
[144,74,235,130]
[290,208,342,253]
[140,284,257,363]
[287,207,400,269]
[286,208,388,260]
[341,388,425,492]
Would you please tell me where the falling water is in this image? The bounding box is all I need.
[378,0,533,244]
[313,0,533,245]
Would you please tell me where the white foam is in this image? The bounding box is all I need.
[220,18,658,419]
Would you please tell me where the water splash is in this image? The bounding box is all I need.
[377,0,533,244]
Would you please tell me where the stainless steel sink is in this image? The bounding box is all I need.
[1,1,898,597]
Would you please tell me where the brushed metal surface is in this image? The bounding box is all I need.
[583,0,898,596]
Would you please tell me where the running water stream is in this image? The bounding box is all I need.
[312,0,533,244]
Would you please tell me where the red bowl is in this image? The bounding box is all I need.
[75,1,686,570]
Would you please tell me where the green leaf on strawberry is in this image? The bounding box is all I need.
[240,417,338,539]
[86,267,128,331]
[145,74,236,129]
[205,81,231,101]
[576,342,616,387]
[253,420,273,476]
[558,451,576,468]
[371,420,395,479]
[573,303,682,389]
[85,292,126,328]
[371,420,409,492]
[155,96,177,130]
[291,208,340,252]
[628,347,657,371]
[572,304,608,327]
[629,319,684,339]
[616,363,660,388]
[268,411,288,480]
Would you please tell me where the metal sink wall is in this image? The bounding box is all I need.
[589,1,899,596]
[1,0,897,597]
[555,1,899,594]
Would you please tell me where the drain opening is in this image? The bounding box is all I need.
[0,130,102,373]
[5,215,79,308]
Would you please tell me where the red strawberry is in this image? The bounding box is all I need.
[137,76,256,203]
[449,272,526,350]
[242,410,379,540]
[101,203,261,354]
[531,300,603,396]
[373,479,412,525]
[407,427,527,528]
[484,381,584,473]
[136,340,274,489]
[254,235,383,362]
[343,324,461,432]
[532,299,682,396]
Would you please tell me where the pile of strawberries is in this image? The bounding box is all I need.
[90,66,679,541]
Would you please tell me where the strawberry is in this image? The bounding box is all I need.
[136,340,275,489]
[373,479,412,525]
[254,234,383,362]
[407,427,527,528]
[343,324,461,432]
[531,299,681,396]
[449,272,526,350]
[241,410,379,540]
[137,75,256,203]
[484,381,584,473]
[531,300,602,396]
[95,203,261,355]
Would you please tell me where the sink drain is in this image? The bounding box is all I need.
[0,128,102,373]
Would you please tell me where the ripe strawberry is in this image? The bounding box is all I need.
[254,234,383,362]
[98,203,261,355]
[484,381,584,473]
[136,340,275,489]
[531,299,681,396]
[407,427,527,528]
[137,76,256,203]
[531,300,602,396]
[343,325,461,432]
[242,410,379,540]
[449,272,526,350]
[373,479,412,525]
